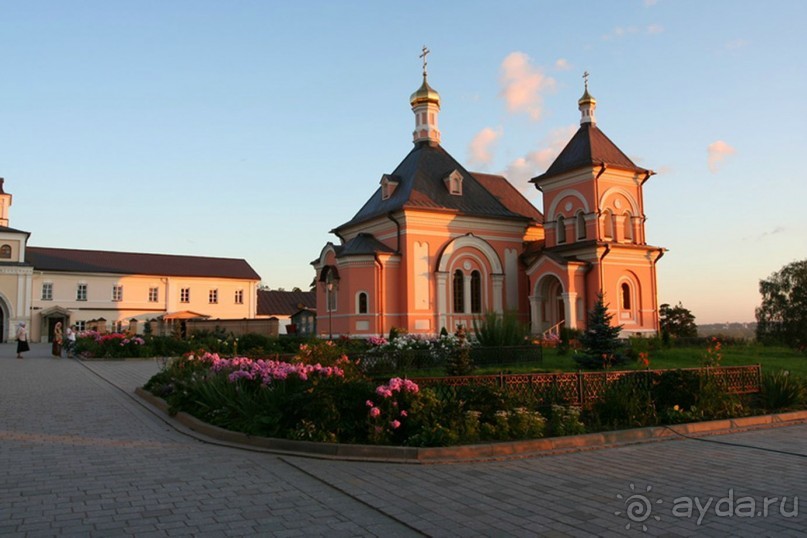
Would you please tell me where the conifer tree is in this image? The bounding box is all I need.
[575,293,625,369]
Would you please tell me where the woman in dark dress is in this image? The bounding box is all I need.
[16,322,29,359]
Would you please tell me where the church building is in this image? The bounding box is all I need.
[314,55,665,338]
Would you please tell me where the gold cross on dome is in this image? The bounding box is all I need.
[420,45,430,77]
[582,71,590,90]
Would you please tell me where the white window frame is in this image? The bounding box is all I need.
[209,289,218,304]
[112,285,123,302]
[180,288,190,303]
[42,282,53,301]
[148,287,159,303]
[76,283,87,301]
[234,289,244,304]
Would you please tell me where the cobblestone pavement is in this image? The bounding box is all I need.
[1,344,805,536]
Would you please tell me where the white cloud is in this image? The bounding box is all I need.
[555,58,572,71]
[646,24,664,34]
[503,125,578,194]
[467,126,503,168]
[707,140,736,173]
[644,0,658,6]
[499,52,556,121]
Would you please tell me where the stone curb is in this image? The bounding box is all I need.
[135,387,807,464]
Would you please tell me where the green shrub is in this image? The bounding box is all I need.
[473,310,529,347]
[759,370,806,411]
[584,378,656,430]
[546,405,586,437]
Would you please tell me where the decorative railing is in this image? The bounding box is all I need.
[542,321,565,340]
[356,345,543,375]
[412,365,762,406]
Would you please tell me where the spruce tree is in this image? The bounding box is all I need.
[575,293,625,369]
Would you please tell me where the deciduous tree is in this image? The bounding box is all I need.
[756,260,807,350]
[659,302,698,338]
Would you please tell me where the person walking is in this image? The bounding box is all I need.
[16,322,29,359]
[52,321,63,358]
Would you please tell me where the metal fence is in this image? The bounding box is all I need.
[356,345,543,375]
[412,365,762,407]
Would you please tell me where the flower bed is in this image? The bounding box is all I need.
[142,341,805,448]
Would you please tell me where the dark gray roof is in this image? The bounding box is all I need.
[0,224,31,236]
[531,123,648,184]
[336,233,395,257]
[26,246,261,280]
[257,289,316,316]
[334,143,539,232]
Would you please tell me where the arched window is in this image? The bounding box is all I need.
[602,210,614,240]
[357,292,368,314]
[470,270,482,313]
[452,269,464,313]
[0,244,10,259]
[621,282,631,310]
[556,215,566,244]
[623,212,634,242]
[576,212,586,240]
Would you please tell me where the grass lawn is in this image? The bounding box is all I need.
[537,343,807,377]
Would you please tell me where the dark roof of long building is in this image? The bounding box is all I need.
[257,289,316,316]
[334,143,541,232]
[26,246,261,280]
[531,123,648,183]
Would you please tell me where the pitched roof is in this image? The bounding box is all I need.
[472,173,543,223]
[26,246,261,280]
[531,123,648,183]
[335,233,395,257]
[257,289,316,316]
[0,224,31,236]
[334,143,540,232]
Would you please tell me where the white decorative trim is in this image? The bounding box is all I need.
[599,186,639,215]
[547,189,591,219]
[437,234,503,273]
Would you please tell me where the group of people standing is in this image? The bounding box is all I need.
[15,321,77,359]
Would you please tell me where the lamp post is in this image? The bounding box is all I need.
[323,269,339,340]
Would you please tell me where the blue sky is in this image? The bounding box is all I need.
[1,1,805,324]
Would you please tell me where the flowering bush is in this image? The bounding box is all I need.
[75,331,147,358]
[366,377,421,444]
[704,337,723,367]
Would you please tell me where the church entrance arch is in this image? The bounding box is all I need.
[532,274,565,336]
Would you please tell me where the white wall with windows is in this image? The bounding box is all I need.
[29,272,258,342]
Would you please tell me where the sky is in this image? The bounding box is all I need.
[1,0,805,324]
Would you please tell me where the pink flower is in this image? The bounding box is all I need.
[365,400,374,408]
[400,410,408,417]
[390,420,401,430]
[369,407,381,418]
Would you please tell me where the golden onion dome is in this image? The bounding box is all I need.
[578,88,596,106]
[410,77,441,107]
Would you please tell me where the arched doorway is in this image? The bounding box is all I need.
[532,275,565,336]
[0,297,7,343]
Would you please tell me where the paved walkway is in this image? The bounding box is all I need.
[1,344,805,536]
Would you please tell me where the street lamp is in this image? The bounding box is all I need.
[322,267,340,340]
